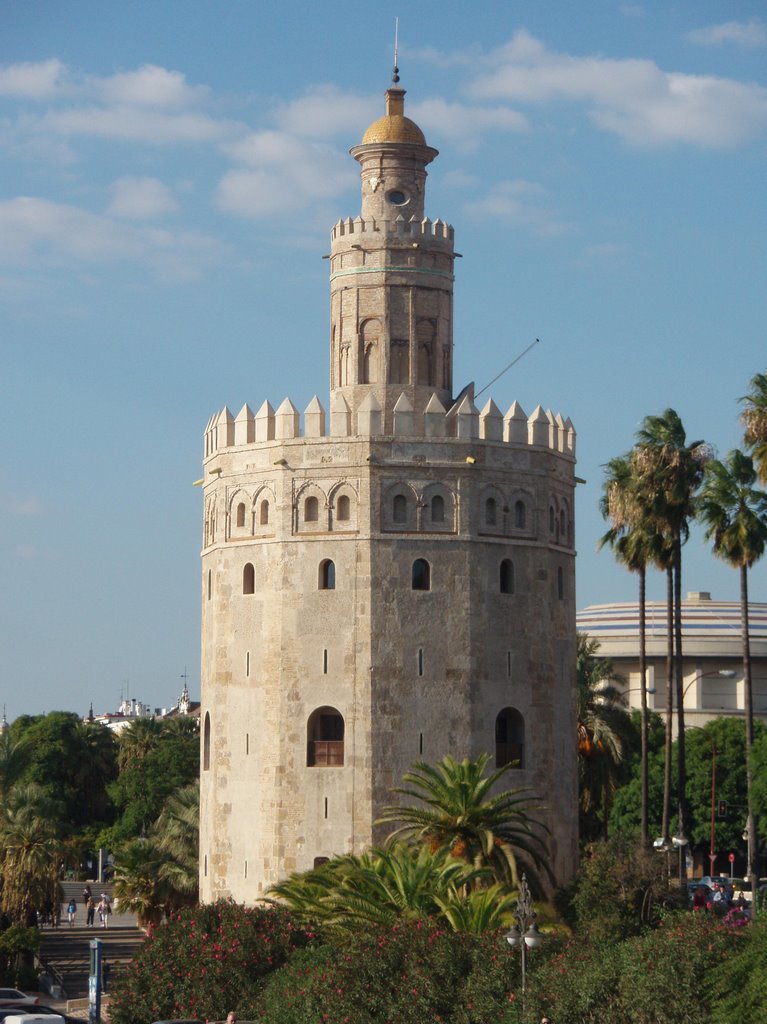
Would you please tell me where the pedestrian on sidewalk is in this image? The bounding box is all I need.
[67,897,77,928]
[86,896,95,927]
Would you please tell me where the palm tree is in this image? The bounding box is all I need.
[0,784,65,923]
[741,371,767,485]
[152,782,199,907]
[600,453,656,846]
[697,448,767,904]
[634,409,708,859]
[576,633,634,840]
[117,716,164,772]
[377,754,550,890]
[111,838,166,928]
[269,842,511,936]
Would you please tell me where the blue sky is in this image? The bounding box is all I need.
[1,0,766,722]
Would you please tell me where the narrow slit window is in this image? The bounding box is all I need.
[246,651,250,677]
[324,797,328,820]
[514,500,526,529]
[486,497,497,526]
[418,648,424,676]
[337,495,350,521]
[557,566,564,600]
[419,732,424,755]
[260,499,269,525]
[323,649,328,675]
[236,502,246,528]
[203,712,211,772]
[431,495,445,524]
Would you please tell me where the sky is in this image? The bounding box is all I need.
[1,0,766,723]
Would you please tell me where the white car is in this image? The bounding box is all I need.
[0,995,38,1010]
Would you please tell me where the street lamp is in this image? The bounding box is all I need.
[504,874,544,1016]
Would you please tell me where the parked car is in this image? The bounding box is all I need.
[0,994,38,1010]
[0,1007,79,1024]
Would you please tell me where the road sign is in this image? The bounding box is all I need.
[728,852,735,864]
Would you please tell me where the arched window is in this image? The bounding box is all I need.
[236,502,246,528]
[495,707,524,769]
[485,497,497,526]
[319,559,336,590]
[549,505,556,534]
[203,712,211,771]
[307,707,344,766]
[557,566,564,600]
[337,495,350,521]
[500,559,514,594]
[431,495,445,524]
[260,499,269,525]
[412,558,431,591]
[514,500,526,529]
[305,496,319,522]
[243,563,255,594]
[560,508,566,536]
[393,494,407,524]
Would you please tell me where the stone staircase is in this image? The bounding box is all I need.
[39,883,145,999]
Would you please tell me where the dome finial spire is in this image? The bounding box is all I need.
[391,16,400,84]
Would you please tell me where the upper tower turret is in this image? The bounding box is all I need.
[329,80,456,433]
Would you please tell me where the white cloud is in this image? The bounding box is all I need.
[216,131,354,218]
[98,64,209,107]
[468,29,767,148]
[464,179,573,236]
[0,59,66,98]
[0,197,221,280]
[274,84,377,139]
[41,105,239,143]
[411,97,527,145]
[687,19,767,48]
[109,177,179,219]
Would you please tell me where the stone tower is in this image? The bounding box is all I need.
[199,82,578,901]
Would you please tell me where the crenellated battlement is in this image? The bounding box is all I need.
[203,393,575,459]
[331,214,454,245]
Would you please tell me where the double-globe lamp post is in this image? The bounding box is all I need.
[505,874,545,1017]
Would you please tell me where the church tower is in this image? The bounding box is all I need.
[199,80,578,901]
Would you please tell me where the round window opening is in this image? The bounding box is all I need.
[387,190,409,206]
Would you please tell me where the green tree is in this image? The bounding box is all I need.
[741,370,767,485]
[0,784,65,923]
[104,717,199,846]
[698,448,767,897]
[634,410,708,856]
[0,730,27,802]
[576,634,636,842]
[377,754,550,890]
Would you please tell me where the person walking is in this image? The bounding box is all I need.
[86,896,95,927]
[67,897,77,928]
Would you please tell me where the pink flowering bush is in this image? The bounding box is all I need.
[109,901,310,1024]
[255,918,523,1024]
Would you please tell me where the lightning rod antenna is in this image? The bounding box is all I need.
[474,338,541,399]
[392,17,400,83]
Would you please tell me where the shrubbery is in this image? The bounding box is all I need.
[527,911,745,1024]
[108,901,309,1024]
[256,919,521,1024]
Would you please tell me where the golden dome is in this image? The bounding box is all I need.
[361,88,426,146]
[362,114,426,146]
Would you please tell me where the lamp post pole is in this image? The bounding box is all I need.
[505,874,544,1018]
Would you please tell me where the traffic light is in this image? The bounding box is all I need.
[717,800,728,818]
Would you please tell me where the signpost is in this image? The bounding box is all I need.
[728,851,735,879]
[89,938,102,1024]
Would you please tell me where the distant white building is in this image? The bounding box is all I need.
[87,685,200,733]
[577,591,767,735]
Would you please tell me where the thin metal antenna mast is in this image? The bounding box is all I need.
[392,17,400,83]
[474,338,541,400]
